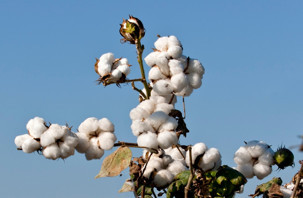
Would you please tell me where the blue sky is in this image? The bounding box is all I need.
[1,1,303,197]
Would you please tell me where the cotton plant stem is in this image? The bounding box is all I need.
[132,81,147,99]
[291,160,303,198]
[175,144,186,160]
[114,141,158,153]
[183,96,186,119]
[102,78,143,86]
[136,39,151,99]
[185,146,194,198]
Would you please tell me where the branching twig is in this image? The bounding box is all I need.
[175,144,186,160]
[291,160,303,198]
[185,146,194,198]
[183,96,186,119]
[131,81,147,99]
[114,141,158,154]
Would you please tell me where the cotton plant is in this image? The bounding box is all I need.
[14,15,298,198]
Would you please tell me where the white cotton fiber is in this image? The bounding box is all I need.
[159,117,178,132]
[59,142,74,159]
[98,132,117,150]
[157,131,178,149]
[246,141,268,158]
[167,46,182,59]
[188,59,205,77]
[280,186,292,198]
[47,124,68,140]
[168,36,181,48]
[167,160,187,177]
[42,144,60,160]
[168,59,184,75]
[75,132,90,153]
[145,157,164,172]
[187,73,202,89]
[258,148,275,166]
[162,155,173,167]
[117,58,128,65]
[201,148,221,165]
[150,91,176,104]
[175,84,193,97]
[192,143,208,157]
[234,146,252,165]
[137,132,158,149]
[236,164,254,178]
[148,66,167,82]
[15,134,31,149]
[144,51,159,67]
[110,69,122,81]
[99,53,115,64]
[137,99,156,115]
[131,120,154,136]
[98,63,112,77]
[253,163,272,180]
[99,118,114,132]
[78,117,100,135]
[165,147,186,161]
[171,73,187,92]
[22,138,41,153]
[146,111,169,130]
[63,131,79,148]
[117,65,130,76]
[26,117,47,138]
[155,103,174,114]
[154,36,169,51]
[153,79,173,95]
[85,138,104,160]
[40,131,56,147]
[129,107,150,121]
[153,169,174,188]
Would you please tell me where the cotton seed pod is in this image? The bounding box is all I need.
[157,131,178,149]
[15,134,31,149]
[26,117,47,138]
[274,147,294,169]
[253,163,272,180]
[98,132,117,150]
[153,169,174,188]
[22,138,41,153]
[99,118,114,132]
[120,16,145,44]
[236,164,254,179]
[137,132,158,149]
[75,132,90,153]
[234,146,252,165]
[78,117,100,135]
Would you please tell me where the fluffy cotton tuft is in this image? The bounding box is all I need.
[137,132,158,149]
[157,131,178,149]
[237,164,254,179]
[78,117,100,135]
[22,138,41,153]
[99,118,114,132]
[253,163,272,180]
[167,160,187,177]
[98,132,117,150]
[26,117,47,138]
[153,169,174,188]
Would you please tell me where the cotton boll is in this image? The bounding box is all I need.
[165,147,186,161]
[234,146,252,165]
[175,84,193,97]
[145,157,164,171]
[192,143,208,157]
[15,134,31,149]
[48,124,68,140]
[59,142,74,159]
[237,164,254,178]
[154,36,169,51]
[131,120,154,136]
[75,132,90,153]
[186,151,201,166]
[99,52,115,64]
[85,138,104,160]
[98,132,117,150]
[167,46,182,59]
[43,144,60,160]
[159,117,178,132]
[146,111,169,130]
[129,107,150,121]
[117,58,129,65]
[137,99,156,115]
[187,59,205,77]
[99,118,114,132]
[171,73,187,92]
[137,132,158,149]
[246,141,269,158]
[162,155,173,167]
[153,169,174,188]
[22,138,41,153]
[63,131,79,148]
[213,158,222,170]
[155,103,174,114]
[117,64,130,76]
[280,186,292,198]
[98,63,112,76]
[153,79,173,96]
[201,148,221,165]
[78,117,100,135]
[40,131,56,147]
[148,66,167,82]
[253,163,272,180]
[258,148,275,166]
[158,131,178,149]
[168,160,187,177]
[150,92,176,104]
[187,73,202,89]
[168,35,181,48]
[144,51,159,67]
[168,59,184,75]
[110,69,122,81]
[26,117,47,138]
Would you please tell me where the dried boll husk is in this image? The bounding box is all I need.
[26,117,47,139]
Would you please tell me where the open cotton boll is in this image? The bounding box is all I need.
[156,53,170,76]
[258,148,275,166]
[145,157,164,171]
[109,69,122,81]
[154,36,169,51]
[165,147,186,161]
[153,79,173,96]
[99,118,114,132]
[246,141,269,158]
[129,107,150,121]
[150,91,176,104]
[48,124,69,140]
[75,132,90,153]
[98,132,117,150]
[168,160,187,177]
[131,120,154,136]
[78,117,100,135]
[201,148,221,165]
[186,151,200,166]
[22,138,41,153]
[187,73,202,89]
[146,111,169,130]
[157,131,178,149]
[155,103,174,114]
[159,117,178,132]
[144,51,159,67]
[175,84,193,97]
[98,63,112,77]
[40,131,56,147]
[171,73,188,92]
[99,52,115,64]
[42,144,60,160]
[187,59,205,77]
[234,146,252,165]
[149,66,167,82]
[167,46,182,59]
[15,134,31,149]
[26,117,47,138]
[192,143,208,157]
[143,167,156,179]
[62,131,79,148]
[153,169,174,188]
[253,163,272,180]
[280,186,292,198]
[137,132,158,149]
[137,99,156,115]
[85,138,104,160]
[162,155,173,167]
[168,35,181,48]
[117,64,130,76]
[59,142,75,159]
[117,58,128,65]
[237,164,254,179]
[169,59,184,75]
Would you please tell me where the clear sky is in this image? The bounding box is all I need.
[1,1,302,197]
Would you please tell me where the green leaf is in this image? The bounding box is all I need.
[95,146,132,178]
[118,180,134,193]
